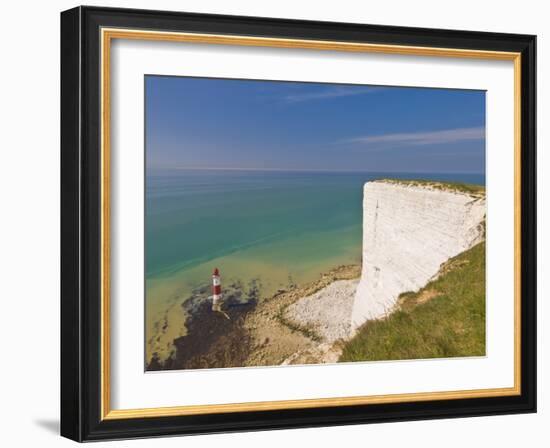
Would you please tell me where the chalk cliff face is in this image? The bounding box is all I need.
[351,180,486,331]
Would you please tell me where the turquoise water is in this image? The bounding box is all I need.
[146,169,484,280]
[145,169,484,359]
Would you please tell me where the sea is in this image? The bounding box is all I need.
[145,169,484,360]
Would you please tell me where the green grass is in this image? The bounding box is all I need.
[339,242,486,362]
[376,179,485,196]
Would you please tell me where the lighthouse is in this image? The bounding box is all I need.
[211,268,222,311]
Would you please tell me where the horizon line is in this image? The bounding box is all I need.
[147,166,485,175]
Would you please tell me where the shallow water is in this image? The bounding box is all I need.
[145,169,485,361]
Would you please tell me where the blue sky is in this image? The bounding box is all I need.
[145,76,485,173]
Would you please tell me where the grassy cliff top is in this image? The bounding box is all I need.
[339,241,486,363]
[373,179,485,197]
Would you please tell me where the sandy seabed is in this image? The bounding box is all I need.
[147,264,361,370]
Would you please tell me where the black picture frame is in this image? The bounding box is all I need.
[61,5,536,442]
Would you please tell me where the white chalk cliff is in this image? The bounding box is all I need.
[351,180,486,332]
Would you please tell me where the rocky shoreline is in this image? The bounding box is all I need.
[146,180,487,371]
[147,264,361,371]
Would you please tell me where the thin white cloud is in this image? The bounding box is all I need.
[345,126,485,149]
[283,86,382,103]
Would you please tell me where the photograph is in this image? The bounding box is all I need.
[55,4,537,442]
[144,76,487,371]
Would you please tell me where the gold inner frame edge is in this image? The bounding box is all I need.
[100,27,522,421]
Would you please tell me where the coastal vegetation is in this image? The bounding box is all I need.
[378,178,485,196]
[340,241,486,362]
[147,179,486,370]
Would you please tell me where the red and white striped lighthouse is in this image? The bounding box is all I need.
[211,268,222,310]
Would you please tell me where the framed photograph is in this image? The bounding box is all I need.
[61,6,536,441]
